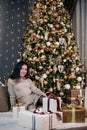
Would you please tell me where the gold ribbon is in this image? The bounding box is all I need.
[71,108,75,122]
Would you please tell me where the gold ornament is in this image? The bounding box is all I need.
[49,88,53,92]
[28,58,32,61]
[55,24,59,29]
[55,78,59,82]
[38,66,43,70]
[49,37,53,41]
[49,68,53,73]
[44,80,48,85]
[59,92,64,96]
[46,70,50,75]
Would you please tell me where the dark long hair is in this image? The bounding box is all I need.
[9,61,29,79]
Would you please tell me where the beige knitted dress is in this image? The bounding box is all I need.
[7,78,46,108]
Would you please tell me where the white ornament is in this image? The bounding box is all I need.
[41,55,46,59]
[46,41,51,46]
[77,77,82,82]
[63,59,66,62]
[33,57,37,60]
[71,72,75,76]
[48,23,54,28]
[35,75,39,80]
[58,65,64,72]
[76,67,80,72]
[64,84,70,89]
[53,65,57,73]
[42,73,47,79]
[57,81,60,90]
[45,33,48,40]
[55,41,59,46]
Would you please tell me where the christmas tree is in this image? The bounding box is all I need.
[19,0,84,100]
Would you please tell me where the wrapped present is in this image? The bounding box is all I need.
[66,89,85,106]
[85,109,87,117]
[18,111,61,130]
[0,85,10,112]
[13,103,26,119]
[62,104,85,123]
[43,93,61,112]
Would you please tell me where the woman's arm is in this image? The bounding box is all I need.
[28,79,46,96]
[7,78,16,108]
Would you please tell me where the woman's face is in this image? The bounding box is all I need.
[20,64,28,77]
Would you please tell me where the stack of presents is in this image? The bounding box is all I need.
[12,88,87,130]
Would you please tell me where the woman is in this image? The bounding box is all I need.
[7,61,46,110]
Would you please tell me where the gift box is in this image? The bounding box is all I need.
[66,89,85,106]
[0,85,10,112]
[13,104,26,119]
[43,94,61,112]
[85,109,87,117]
[62,105,85,123]
[85,87,87,115]
[18,111,61,130]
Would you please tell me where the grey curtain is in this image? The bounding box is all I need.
[72,0,87,85]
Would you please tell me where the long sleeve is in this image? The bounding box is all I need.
[7,78,16,107]
[28,79,46,96]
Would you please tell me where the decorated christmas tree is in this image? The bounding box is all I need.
[19,0,85,101]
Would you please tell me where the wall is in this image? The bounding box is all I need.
[0,0,34,83]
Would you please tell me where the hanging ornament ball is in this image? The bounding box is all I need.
[49,68,53,73]
[50,61,55,66]
[28,58,33,61]
[55,24,59,29]
[33,71,37,75]
[71,68,74,72]
[38,66,43,70]
[36,43,40,47]
[42,45,46,50]
[46,70,50,75]
[44,80,48,85]
[76,67,80,72]
[64,84,70,89]
[54,13,58,17]
[40,35,44,39]
[49,37,53,41]
[49,88,53,92]
[34,49,38,53]
[59,92,64,96]
[77,76,82,82]
[55,78,59,82]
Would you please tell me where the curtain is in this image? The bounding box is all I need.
[72,0,87,85]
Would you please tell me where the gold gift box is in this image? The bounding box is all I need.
[85,109,87,117]
[66,89,85,105]
[67,89,85,97]
[62,105,85,123]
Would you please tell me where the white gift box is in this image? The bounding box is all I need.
[18,111,60,130]
[13,106,26,119]
[43,97,61,112]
